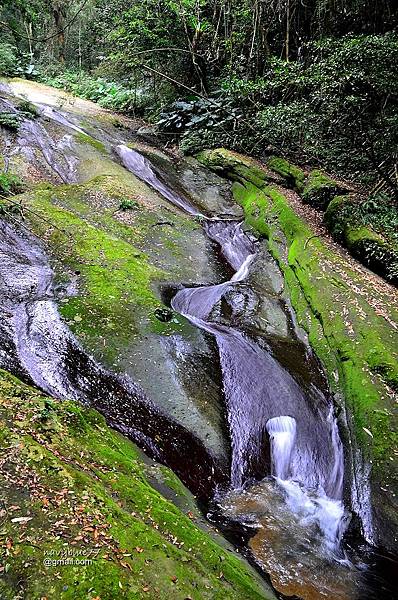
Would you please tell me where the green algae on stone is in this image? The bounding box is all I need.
[21,181,183,364]
[197,148,269,189]
[74,132,107,154]
[266,157,305,192]
[325,196,398,284]
[0,369,273,600]
[302,169,344,210]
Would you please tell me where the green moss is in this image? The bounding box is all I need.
[74,132,107,154]
[197,149,269,189]
[302,169,343,210]
[266,156,305,192]
[324,194,353,240]
[199,148,398,524]
[20,180,186,364]
[324,196,398,283]
[0,369,272,600]
[345,225,383,247]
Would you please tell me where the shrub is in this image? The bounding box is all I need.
[0,172,24,196]
[17,100,39,118]
[119,199,139,211]
[0,43,18,76]
[0,112,21,131]
[38,70,148,114]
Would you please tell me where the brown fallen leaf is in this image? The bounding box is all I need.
[135,546,144,553]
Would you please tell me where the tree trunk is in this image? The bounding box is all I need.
[52,1,66,63]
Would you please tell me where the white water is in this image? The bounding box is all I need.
[267,415,346,550]
[267,415,297,479]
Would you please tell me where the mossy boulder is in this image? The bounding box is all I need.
[302,169,345,210]
[0,369,272,600]
[74,132,107,154]
[345,226,398,284]
[266,156,305,192]
[324,194,353,240]
[197,148,269,189]
[325,196,398,284]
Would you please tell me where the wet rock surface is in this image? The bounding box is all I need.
[1,80,397,600]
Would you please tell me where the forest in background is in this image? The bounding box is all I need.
[0,0,397,279]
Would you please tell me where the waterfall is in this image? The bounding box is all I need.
[93,138,348,549]
[267,416,297,479]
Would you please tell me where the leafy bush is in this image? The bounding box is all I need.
[38,70,151,114]
[158,95,245,154]
[18,99,39,118]
[118,199,139,210]
[236,35,398,182]
[0,171,24,197]
[0,112,21,131]
[0,43,18,76]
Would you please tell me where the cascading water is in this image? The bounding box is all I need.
[1,86,395,599]
[117,143,347,549]
[267,415,297,480]
[115,144,202,216]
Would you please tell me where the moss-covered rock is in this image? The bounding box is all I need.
[74,132,107,154]
[325,196,398,284]
[345,226,398,284]
[198,148,398,553]
[324,194,353,240]
[197,148,269,189]
[266,156,305,192]
[0,369,272,600]
[302,169,345,209]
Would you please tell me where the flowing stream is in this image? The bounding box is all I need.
[1,93,395,598]
[117,145,346,550]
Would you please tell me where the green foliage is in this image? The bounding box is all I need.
[39,70,150,114]
[17,99,39,118]
[158,96,245,154]
[0,112,21,131]
[0,43,18,76]
[223,34,398,182]
[0,171,24,196]
[118,198,139,210]
[158,97,241,134]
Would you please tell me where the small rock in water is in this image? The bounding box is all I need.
[154,308,174,322]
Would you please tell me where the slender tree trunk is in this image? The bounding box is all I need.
[285,0,290,61]
[52,2,66,63]
[24,22,34,64]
